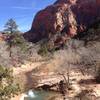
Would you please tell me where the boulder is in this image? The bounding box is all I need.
[24,0,100,43]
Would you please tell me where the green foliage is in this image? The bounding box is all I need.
[10,33,28,51]
[38,42,49,56]
[0,65,20,100]
[4,18,19,34]
[37,39,57,56]
[6,33,29,54]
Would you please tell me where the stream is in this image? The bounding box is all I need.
[21,89,61,100]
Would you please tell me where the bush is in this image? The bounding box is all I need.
[38,42,49,56]
[6,33,29,52]
[0,65,20,100]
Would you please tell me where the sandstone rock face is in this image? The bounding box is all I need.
[24,0,100,43]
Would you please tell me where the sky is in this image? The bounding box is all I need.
[0,0,56,32]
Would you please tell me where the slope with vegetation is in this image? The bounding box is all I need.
[0,1,100,100]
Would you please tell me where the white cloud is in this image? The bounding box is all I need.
[11,6,41,11]
[11,6,33,10]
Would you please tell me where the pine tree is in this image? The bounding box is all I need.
[4,18,19,34]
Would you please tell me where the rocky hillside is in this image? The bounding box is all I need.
[0,33,42,68]
[24,0,100,45]
[0,1,100,100]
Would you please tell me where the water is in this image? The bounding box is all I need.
[23,90,58,100]
[28,90,36,98]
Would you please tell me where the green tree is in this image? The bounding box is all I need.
[0,65,20,100]
[3,19,20,57]
[4,18,19,34]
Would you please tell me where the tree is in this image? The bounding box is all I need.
[3,19,20,57]
[4,18,19,34]
[0,65,20,100]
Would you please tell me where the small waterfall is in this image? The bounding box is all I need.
[28,90,36,98]
[20,90,36,100]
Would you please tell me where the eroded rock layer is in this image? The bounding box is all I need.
[24,0,100,43]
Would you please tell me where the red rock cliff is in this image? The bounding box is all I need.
[24,0,100,42]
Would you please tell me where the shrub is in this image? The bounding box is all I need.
[0,65,20,100]
[7,33,27,47]
[38,42,49,56]
[6,33,29,57]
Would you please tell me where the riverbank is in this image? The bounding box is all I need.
[11,43,100,100]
